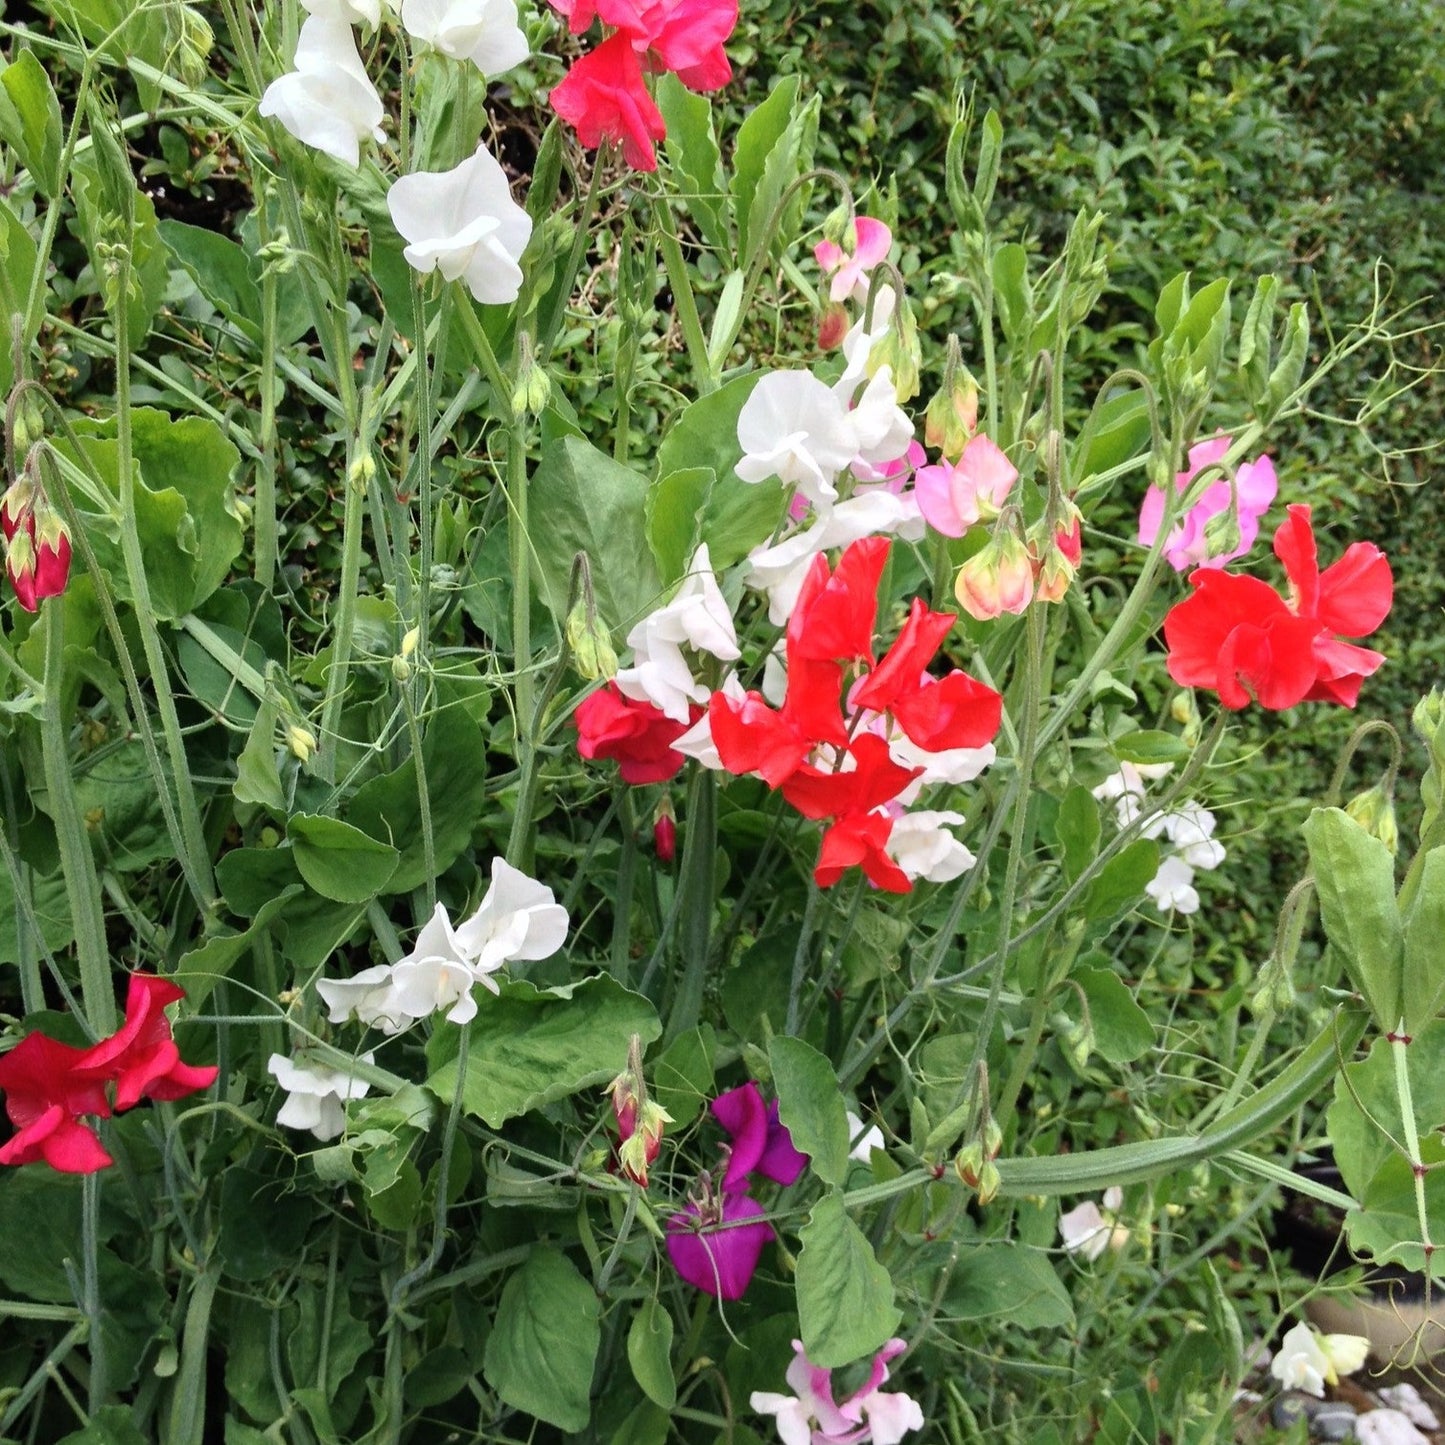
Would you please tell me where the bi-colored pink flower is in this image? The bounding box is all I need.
[914,434,1018,538]
[1138,435,1277,572]
[2,481,72,613]
[815,218,892,305]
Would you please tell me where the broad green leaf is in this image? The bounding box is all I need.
[347,699,488,893]
[234,695,287,812]
[1303,806,1403,1030]
[0,50,64,197]
[743,93,820,270]
[1404,847,1445,1033]
[1074,388,1150,491]
[1344,1135,1445,1276]
[993,244,1032,343]
[945,1244,1075,1331]
[173,888,300,1010]
[652,1024,716,1129]
[769,1035,849,1186]
[71,738,172,873]
[1056,786,1100,885]
[1237,273,1279,403]
[160,219,264,341]
[609,1401,672,1445]
[645,467,715,588]
[217,1160,313,1282]
[657,74,728,254]
[1073,965,1153,1064]
[217,846,301,917]
[796,1192,900,1367]
[627,1298,676,1409]
[0,862,75,964]
[1080,839,1159,933]
[0,199,38,398]
[425,978,661,1128]
[731,75,799,250]
[56,1406,149,1445]
[528,436,662,631]
[1264,302,1309,418]
[484,1248,600,1433]
[287,814,399,904]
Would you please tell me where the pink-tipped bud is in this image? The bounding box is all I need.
[954,531,1035,621]
[607,1034,672,1187]
[924,336,980,458]
[654,801,677,863]
[4,491,71,613]
[1029,512,1083,605]
[817,302,848,351]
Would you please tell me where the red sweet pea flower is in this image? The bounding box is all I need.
[816,811,911,893]
[0,1033,114,1173]
[576,681,695,783]
[780,734,920,822]
[1164,504,1392,711]
[75,974,219,1109]
[549,34,668,172]
[787,536,888,665]
[708,687,812,786]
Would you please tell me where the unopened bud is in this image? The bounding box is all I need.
[870,291,921,402]
[566,595,618,682]
[1055,1010,1093,1073]
[923,336,979,458]
[983,1116,1003,1161]
[286,724,317,763]
[954,1140,985,1189]
[653,801,676,863]
[954,529,1034,621]
[391,654,411,684]
[400,626,420,659]
[1201,503,1242,559]
[817,302,848,351]
[608,1034,670,1187]
[11,394,44,455]
[1345,781,1399,855]
[510,336,553,420]
[1253,952,1296,1015]
[348,452,376,489]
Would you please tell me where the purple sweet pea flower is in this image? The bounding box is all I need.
[665,1174,773,1299]
[712,1080,809,1191]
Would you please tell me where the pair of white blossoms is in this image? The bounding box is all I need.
[258,0,534,306]
[267,859,567,1138]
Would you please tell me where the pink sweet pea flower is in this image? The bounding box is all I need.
[914,434,1018,538]
[1137,435,1278,572]
[815,218,893,305]
[751,1339,925,1445]
[665,1178,773,1299]
[712,1080,808,1191]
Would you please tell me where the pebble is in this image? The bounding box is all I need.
[1377,1384,1440,1431]
[1272,1392,1316,1430]
[1356,1408,1432,1445]
[1312,1402,1360,1442]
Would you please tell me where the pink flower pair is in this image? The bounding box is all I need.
[751,1338,925,1445]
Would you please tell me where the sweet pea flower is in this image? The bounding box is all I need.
[399,0,529,75]
[847,1110,886,1162]
[736,370,859,511]
[575,682,697,783]
[1059,1186,1127,1261]
[3,476,72,614]
[301,0,383,22]
[953,530,1035,620]
[914,435,1019,538]
[258,14,386,166]
[884,807,975,883]
[815,216,893,306]
[0,1034,114,1173]
[712,1080,808,1191]
[452,857,570,974]
[387,143,532,305]
[752,1339,925,1445]
[549,32,667,172]
[268,1052,374,1141]
[1138,436,1278,572]
[1269,1321,1368,1397]
[665,1172,773,1299]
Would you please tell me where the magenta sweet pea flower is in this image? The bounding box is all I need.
[1137,435,1278,572]
[665,1175,773,1299]
[712,1080,808,1191]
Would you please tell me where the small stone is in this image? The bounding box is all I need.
[1356,1408,1431,1445]
[1376,1384,1439,1431]
[1312,1402,1360,1442]
[1273,1392,1318,1429]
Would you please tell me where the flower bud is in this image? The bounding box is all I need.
[348,452,376,489]
[1253,952,1296,1015]
[1345,781,1399,855]
[869,291,921,403]
[4,489,71,613]
[1029,513,1083,605]
[10,394,44,456]
[817,302,848,351]
[923,336,978,459]
[1054,1010,1093,1073]
[391,653,411,684]
[400,626,420,659]
[1201,503,1242,559]
[566,595,619,682]
[954,1140,985,1189]
[954,531,1034,621]
[286,724,317,763]
[653,799,676,863]
[608,1034,671,1187]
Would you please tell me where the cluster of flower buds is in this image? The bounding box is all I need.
[2,475,71,613]
[608,1033,672,1187]
[953,1114,1003,1205]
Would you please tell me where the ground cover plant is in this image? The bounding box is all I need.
[1,1,1444,1442]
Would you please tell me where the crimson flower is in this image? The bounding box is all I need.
[575,681,696,784]
[1164,504,1392,710]
[2,480,71,613]
[75,974,219,1109]
[0,1034,114,1173]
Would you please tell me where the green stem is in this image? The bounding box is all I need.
[82,1168,106,1411]
[654,198,715,394]
[40,600,113,1036]
[538,157,605,361]
[786,882,824,1036]
[254,203,280,592]
[318,431,371,783]
[610,788,639,986]
[1391,1028,1435,1268]
[401,684,436,912]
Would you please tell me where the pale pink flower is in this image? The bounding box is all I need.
[815,217,893,305]
[914,434,1019,537]
[1137,435,1277,572]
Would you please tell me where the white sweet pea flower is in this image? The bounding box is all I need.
[846,1110,886,1162]
[1269,1321,1367,1397]
[885,809,976,884]
[1059,1186,1127,1261]
[846,367,914,467]
[1163,802,1227,870]
[301,0,383,24]
[268,1052,374,1140]
[736,371,859,511]
[316,962,412,1033]
[452,857,569,975]
[400,0,528,76]
[836,285,897,397]
[389,902,483,1023]
[387,143,532,305]
[258,15,386,167]
[674,676,744,770]
[1144,854,1200,914]
[614,638,702,722]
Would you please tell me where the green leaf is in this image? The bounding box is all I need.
[56,1406,149,1445]
[795,1192,901,1367]
[1073,965,1153,1064]
[234,695,287,812]
[1264,302,1310,419]
[1056,786,1100,885]
[217,846,301,917]
[160,219,264,342]
[1111,730,1191,768]
[0,50,64,197]
[743,93,820,270]
[1080,839,1159,933]
[347,699,488,893]
[425,978,661,1128]
[1345,1135,1445,1276]
[287,814,399,904]
[0,864,74,964]
[645,467,715,586]
[1237,273,1279,403]
[0,198,39,399]
[528,435,662,631]
[484,1248,600,1433]
[652,1024,716,1129]
[1303,806,1403,1030]
[993,244,1032,343]
[944,1244,1075,1331]
[1404,847,1445,1033]
[731,75,799,250]
[769,1035,849,1187]
[657,74,728,254]
[627,1298,676,1410]
[1074,388,1150,489]
[173,888,299,1011]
